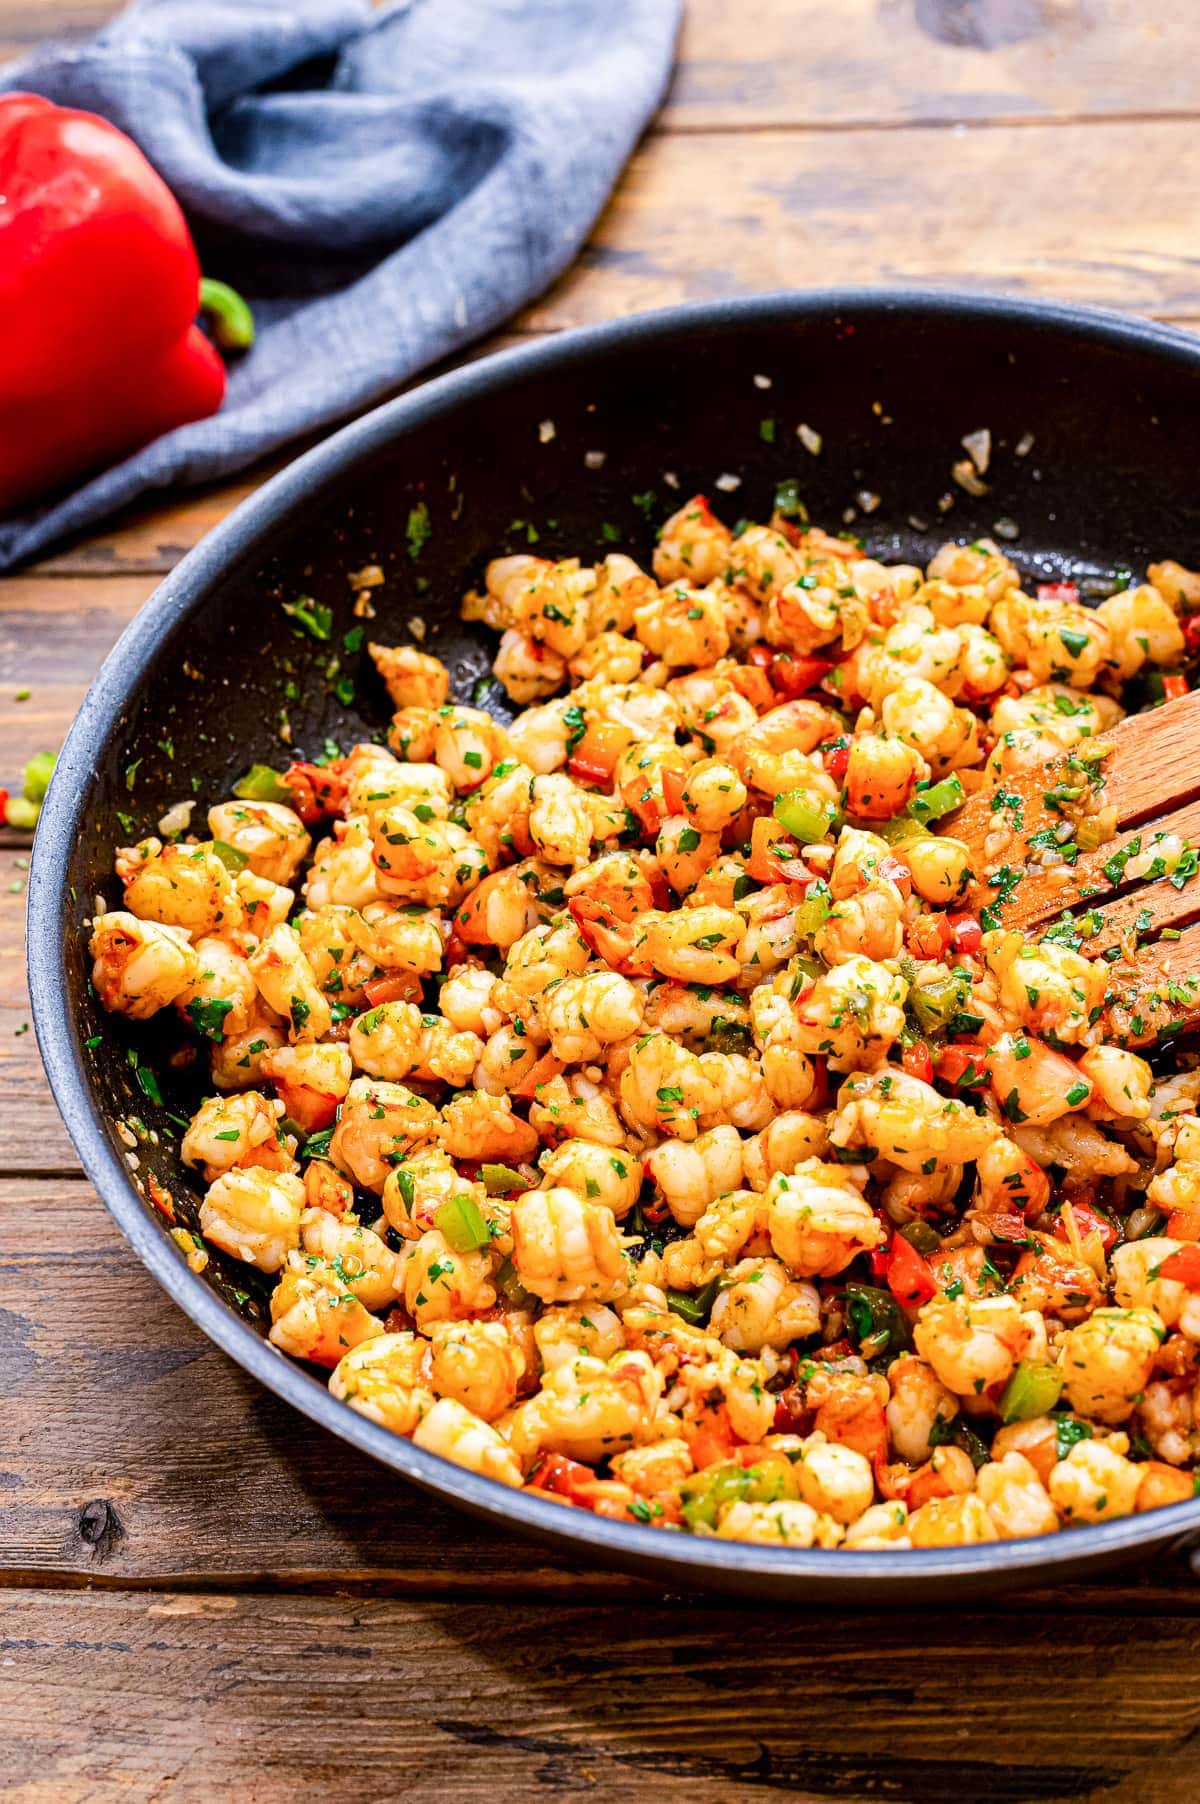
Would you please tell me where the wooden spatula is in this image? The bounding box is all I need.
[952,687,1200,1046]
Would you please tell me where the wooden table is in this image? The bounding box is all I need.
[5,2,1200,1796]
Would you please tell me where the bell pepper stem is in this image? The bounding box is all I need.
[199,277,255,352]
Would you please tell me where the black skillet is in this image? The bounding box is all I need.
[27,290,1200,1601]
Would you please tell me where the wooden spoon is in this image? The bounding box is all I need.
[952,688,1200,1046]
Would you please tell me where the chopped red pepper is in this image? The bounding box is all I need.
[512,1050,565,1100]
[1056,1198,1118,1254]
[363,972,423,1007]
[566,753,612,787]
[0,93,234,512]
[885,1233,937,1308]
[0,789,7,827]
[947,911,982,954]
[527,1452,597,1506]
[936,1043,989,1089]
[283,760,346,823]
[1037,582,1079,605]
[770,652,834,698]
[1162,673,1190,701]
[906,914,954,959]
[660,764,686,818]
[901,1040,934,1085]
[772,1384,810,1435]
[1184,615,1200,656]
[1166,1209,1200,1243]
[1161,1244,1200,1287]
[821,735,851,782]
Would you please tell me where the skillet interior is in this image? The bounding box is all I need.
[28,290,1200,1600]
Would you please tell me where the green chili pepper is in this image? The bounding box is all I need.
[773,789,837,844]
[233,762,294,805]
[999,1359,1064,1423]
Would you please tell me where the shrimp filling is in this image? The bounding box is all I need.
[88,509,1200,1548]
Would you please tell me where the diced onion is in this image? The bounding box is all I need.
[157,799,195,839]
[961,427,992,475]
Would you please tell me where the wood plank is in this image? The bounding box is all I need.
[6,0,1200,132]
[673,0,1200,130]
[525,120,1200,333]
[0,581,157,1170]
[4,1587,1200,1803]
[0,1177,635,1592]
[0,847,75,1174]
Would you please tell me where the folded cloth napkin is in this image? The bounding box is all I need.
[0,0,680,570]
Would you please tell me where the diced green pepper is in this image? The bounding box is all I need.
[22,750,56,803]
[900,1219,941,1256]
[211,840,248,871]
[792,888,832,939]
[496,1255,535,1308]
[999,1359,1064,1423]
[233,763,295,805]
[665,1275,722,1327]
[907,973,968,1035]
[434,1193,492,1253]
[773,789,837,844]
[842,1282,913,1354]
[481,1162,526,1196]
[908,774,965,825]
[679,1457,800,1531]
[879,815,929,847]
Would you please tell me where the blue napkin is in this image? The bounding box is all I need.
[0,0,680,570]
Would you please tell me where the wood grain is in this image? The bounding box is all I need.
[673,0,1200,128]
[0,1176,630,1594]
[6,0,1200,132]
[6,0,1200,1786]
[4,1587,1200,1804]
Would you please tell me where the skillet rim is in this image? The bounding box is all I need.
[27,285,1200,1597]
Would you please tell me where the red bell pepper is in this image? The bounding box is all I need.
[1056,1198,1118,1254]
[885,1233,937,1309]
[901,1040,934,1085]
[770,652,834,697]
[1160,1244,1200,1287]
[1166,1209,1200,1243]
[0,94,249,513]
[947,911,982,954]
